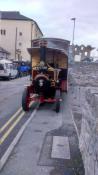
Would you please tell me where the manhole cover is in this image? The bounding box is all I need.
[57,144,64,147]
[42,122,48,125]
[34,129,42,133]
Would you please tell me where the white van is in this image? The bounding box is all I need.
[0,59,18,79]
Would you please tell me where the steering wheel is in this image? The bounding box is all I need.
[32,65,40,70]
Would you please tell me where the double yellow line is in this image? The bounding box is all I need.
[0,102,35,145]
[0,107,24,145]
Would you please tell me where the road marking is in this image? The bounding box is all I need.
[0,111,25,144]
[0,107,22,134]
[0,109,37,170]
[0,101,38,144]
[51,136,70,159]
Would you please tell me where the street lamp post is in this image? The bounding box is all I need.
[71,18,76,45]
[71,18,76,62]
[15,27,18,60]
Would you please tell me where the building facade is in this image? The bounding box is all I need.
[0,46,10,59]
[0,11,43,61]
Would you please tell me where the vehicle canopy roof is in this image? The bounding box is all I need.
[28,38,70,69]
[28,37,70,58]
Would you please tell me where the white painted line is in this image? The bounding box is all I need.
[51,136,70,159]
[70,109,79,139]
[0,109,37,171]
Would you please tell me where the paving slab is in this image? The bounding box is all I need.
[51,136,70,159]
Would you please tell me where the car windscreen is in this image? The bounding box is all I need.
[5,63,12,69]
[0,64,4,70]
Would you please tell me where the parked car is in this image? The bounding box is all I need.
[13,61,31,77]
[81,57,93,63]
[0,59,18,79]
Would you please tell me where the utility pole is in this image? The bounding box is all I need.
[71,18,76,62]
[71,18,76,45]
[15,27,17,60]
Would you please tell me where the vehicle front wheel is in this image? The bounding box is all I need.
[8,73,11,80]
[55,90,61,113]
[55,101,60,113]
[22,88,30,111]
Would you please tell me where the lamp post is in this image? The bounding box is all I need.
[71,18,76,62]
[15,27,17,60]
[71,18,76,45]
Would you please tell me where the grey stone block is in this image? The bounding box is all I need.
[95,161,98,175]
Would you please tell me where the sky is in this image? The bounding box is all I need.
[0,0,98,53]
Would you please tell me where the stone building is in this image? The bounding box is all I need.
[74,45,94,61]
[0,11,43,61]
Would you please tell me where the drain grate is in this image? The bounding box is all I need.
[34,129,42,133]
[42,122,48,125]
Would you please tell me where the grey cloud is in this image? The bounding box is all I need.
[0,0,98,46]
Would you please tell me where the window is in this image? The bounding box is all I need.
[13,64,17,70]
[4,30,6,35]
[81,46,84,51]
[19,32,22,36]
[75,48,77,51]
[85,52,87,56]
[0,64,4,70]
[0,29,6,35]
[1,29,3,34]
[36,31,38,37]
[9,64,13,69]
[5,63,10,69]
[19,42,22,46]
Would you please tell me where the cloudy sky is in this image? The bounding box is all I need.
[0,0,98,50]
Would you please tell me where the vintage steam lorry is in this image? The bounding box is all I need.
[22,38,70,112]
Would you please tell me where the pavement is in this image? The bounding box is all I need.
[0,90,84,175]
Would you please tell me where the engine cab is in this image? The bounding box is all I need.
[22,38,70,112]
[30,39,68,95]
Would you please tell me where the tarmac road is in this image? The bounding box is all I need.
[0,76,35,161]
[0,79,84,175]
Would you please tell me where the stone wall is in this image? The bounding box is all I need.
[69,63,98,175]
[72,87,98,175]
[80,89,98,175]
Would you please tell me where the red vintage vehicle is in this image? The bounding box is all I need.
[22,38,70,112]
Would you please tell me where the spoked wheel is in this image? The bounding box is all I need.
[55,89,61,113]
[56,100,60,113]
[8,73,11,80]
[22,88,30,111]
